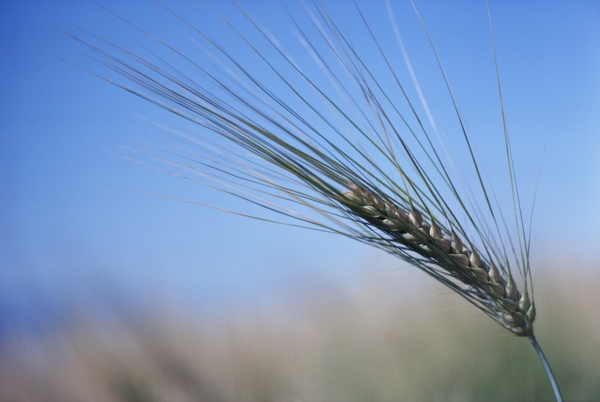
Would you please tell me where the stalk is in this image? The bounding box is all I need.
[528,336,563,402]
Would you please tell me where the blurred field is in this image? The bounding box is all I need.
[1,258,598,402]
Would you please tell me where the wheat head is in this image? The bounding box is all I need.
[71,0,537,337]
[71,0,563,399]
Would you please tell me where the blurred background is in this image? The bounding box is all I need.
[2,1,599,400]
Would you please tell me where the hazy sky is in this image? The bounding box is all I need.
[2,1,599,331]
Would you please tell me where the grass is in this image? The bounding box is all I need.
[65,0,570,399]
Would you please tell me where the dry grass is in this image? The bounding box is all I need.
[1,258,598,401]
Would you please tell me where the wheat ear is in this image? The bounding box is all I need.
[71,0,563,399]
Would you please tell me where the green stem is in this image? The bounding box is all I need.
[528,336,563,402]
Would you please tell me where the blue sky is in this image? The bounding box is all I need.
[2,1,599,332]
